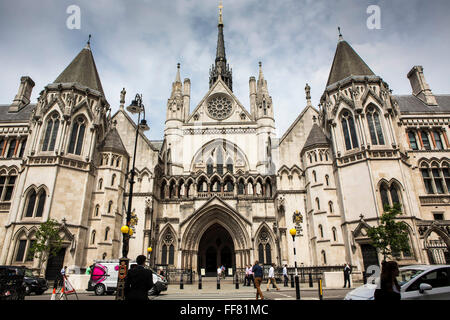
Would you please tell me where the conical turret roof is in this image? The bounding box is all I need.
[302,124,329,152]
[326,39,375,87]
[54,44,104,94]
[100,127,128,156]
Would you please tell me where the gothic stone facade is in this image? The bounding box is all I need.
[0,18,449,279]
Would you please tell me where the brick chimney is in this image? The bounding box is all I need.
[407,66,437,106]
[9,76,35,112]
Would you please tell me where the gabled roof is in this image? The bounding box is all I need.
[99,127,128,156]
[279,104,319,145]
[326,39,375,87]
[302,123,329,153]
[0,103,35,123]
[394,95,450,114]
[53,44,104,95]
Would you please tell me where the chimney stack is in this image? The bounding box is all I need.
[10,76,35,112]
[407,66,437,106]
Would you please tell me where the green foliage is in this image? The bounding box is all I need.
[27,219,63,276]
[367,203,411,262]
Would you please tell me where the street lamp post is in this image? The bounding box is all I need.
[290,228,301,300]
[147,247,152,267]
[115,94,150,300]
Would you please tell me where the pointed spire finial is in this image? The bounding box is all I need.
[338,27,343,41]
[258,61,264,81]
[120,88,126,109]
[218,0,223,25]
[175,63,181,83]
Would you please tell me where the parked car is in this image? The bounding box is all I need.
[87,260,168,296]
[0,266,26,300]
[23,268,48,295]
[344,265,450,300]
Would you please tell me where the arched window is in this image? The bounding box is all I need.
[224,178,234,192]
[421,165,434,194]
[332,227,337,242]
[265,244,272,264]
[42,113,60,152]
[98,179,103,190]
[328,201,334,213]
[390,185,401,205]
[107,201,113,214]
[15,238,28,262]
[321,250,327,265]
[318,225,324,238]
[315,198,320,211]
[91,230,96,244]
[258,243,264,263]
[169,245,175,265]
[325,175,330,186]
[312,171,317,183]
[380,183,390,208]
[206,158,214,175]
[366,105,385,145]
[160,181,167,198]
[0,173,17,201]
[161,245,167,264]
[68,116,86,155]
[380,182,403,210]
[111,174,116,186]
[94,205,99,217]
[24,189,46,218]
[104,227,109,241]
[238,180,245,195]
[341,111,359,150]
[431,163,445,194]
[407,131,418,150]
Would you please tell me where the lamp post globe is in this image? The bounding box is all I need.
[147,247,152,253]
[289,228,297,237]
[121,225,129,234]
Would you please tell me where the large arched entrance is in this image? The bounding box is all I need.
[197,223,235,276]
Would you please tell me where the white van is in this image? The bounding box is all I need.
[87,260,168,296]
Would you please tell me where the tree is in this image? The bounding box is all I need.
[28,219,63,277]
[367,203,411,262]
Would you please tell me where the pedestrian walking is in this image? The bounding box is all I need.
[248,265,255,288]
[283,264,289,287]
[244,265,250,286]
[217,266,222,279]
[221,265,226,279]
[343,263,352,288]
[266,263,280,291]
[374,261,401,301]
[124,255,154,300]
[59,266,67,288]
[252,260,264,300]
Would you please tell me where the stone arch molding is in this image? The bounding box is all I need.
[190,139,250,173]
[181,197,251,252]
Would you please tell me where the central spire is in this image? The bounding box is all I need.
[209,0,233,91]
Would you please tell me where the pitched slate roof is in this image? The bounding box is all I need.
[53,45,104,95]
[394,95,450,114]
[302,124,329,152]
[326,39,375,87]
[99,127,128,156]
[0,103,35,123]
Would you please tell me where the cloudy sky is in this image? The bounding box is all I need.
[1,0,449,140]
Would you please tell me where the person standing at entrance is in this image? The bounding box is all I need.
[283,264,289,287]
[244,265,250,286]
[343,263,352,288]
[266,263,280,291]
[252,261,264,300]
[124,255,154,300]
[248,265,255,287]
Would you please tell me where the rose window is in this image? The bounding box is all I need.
[207,95,232,120]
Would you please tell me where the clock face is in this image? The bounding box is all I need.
[207,95,233,120]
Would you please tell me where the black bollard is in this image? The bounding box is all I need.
[295,275,301,300]
[235,273,239,289]
[198,275,202,290]
[318,278,323,300]
[309,273,313,287]
[291,274,294,288]
[180,273,184,290]
[217,275,220,290]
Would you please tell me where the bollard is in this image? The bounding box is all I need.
[318,278,323,300]
[295,275,300,300]
[235,273,239,289]
[217,275,220,290]
[198,275,202,290]
[291,274,294,288]
[363,271,367,285]
[180,273,184,290]
[309,273,313,288]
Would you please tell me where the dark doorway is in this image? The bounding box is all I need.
[360,244,379,272]
[45,247,66,280]
[198,223,235,276]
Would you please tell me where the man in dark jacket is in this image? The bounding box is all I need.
[124,255,154,300]
[343,263,352,288]
[252,260,264,300]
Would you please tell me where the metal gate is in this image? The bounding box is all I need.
[45,247,66,280]
[360,244,379,272]
[427,240,450,265]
